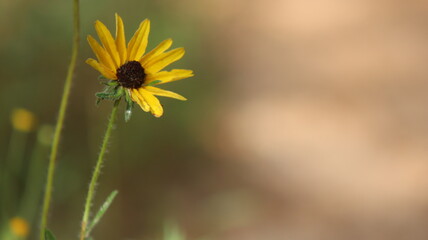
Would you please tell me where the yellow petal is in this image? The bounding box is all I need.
[86,58,117,80]
[130,89,149,112]
[139,88,163,117]
[127,19,150,61]
[139,38,172,65]
[145,69,194,84]
[144,86,187,101]
[87,35,116,72]
[115,13,127,65]
[95,20,121,68]
[144,48,185,74]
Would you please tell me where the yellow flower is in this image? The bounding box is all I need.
[9,217,29,237]
[86,13,194,118]
[11,108,36,132]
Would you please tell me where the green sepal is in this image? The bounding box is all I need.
[101,80,119,87]
[125,101,134,122]
[123,89,135,122]
[125,109,132,122]
[95,86,124,105]
[113,86,124,98]
[98,75,108,80]
[124,88,132,103]
[95,92,117,99]
[146,80,162,86]
[45,229,57,240]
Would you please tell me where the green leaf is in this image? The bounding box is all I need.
[86,190,119,237]
[45,229,57,240]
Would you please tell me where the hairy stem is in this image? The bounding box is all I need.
[80,101,119,240]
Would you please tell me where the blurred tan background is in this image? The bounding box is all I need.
[1,0,428,239]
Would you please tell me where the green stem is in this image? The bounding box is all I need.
[80,101,119,240]
[39,0,80,239]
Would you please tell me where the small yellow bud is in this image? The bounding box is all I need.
[11,108,36,132]
[9,217,29,237]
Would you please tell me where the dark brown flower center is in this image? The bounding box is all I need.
[116,61,146,89]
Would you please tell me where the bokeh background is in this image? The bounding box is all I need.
[2,0,428,239]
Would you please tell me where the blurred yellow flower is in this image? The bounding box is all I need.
[11,108,36,132]
[9,217,29,237]
[87,13,194,118]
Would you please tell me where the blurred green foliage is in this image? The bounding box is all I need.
[0,0,220,239]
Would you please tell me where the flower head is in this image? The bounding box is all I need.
[86,13,194,119]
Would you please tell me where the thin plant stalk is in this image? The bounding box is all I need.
[39,0,80,239]
[80,101,119,240]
